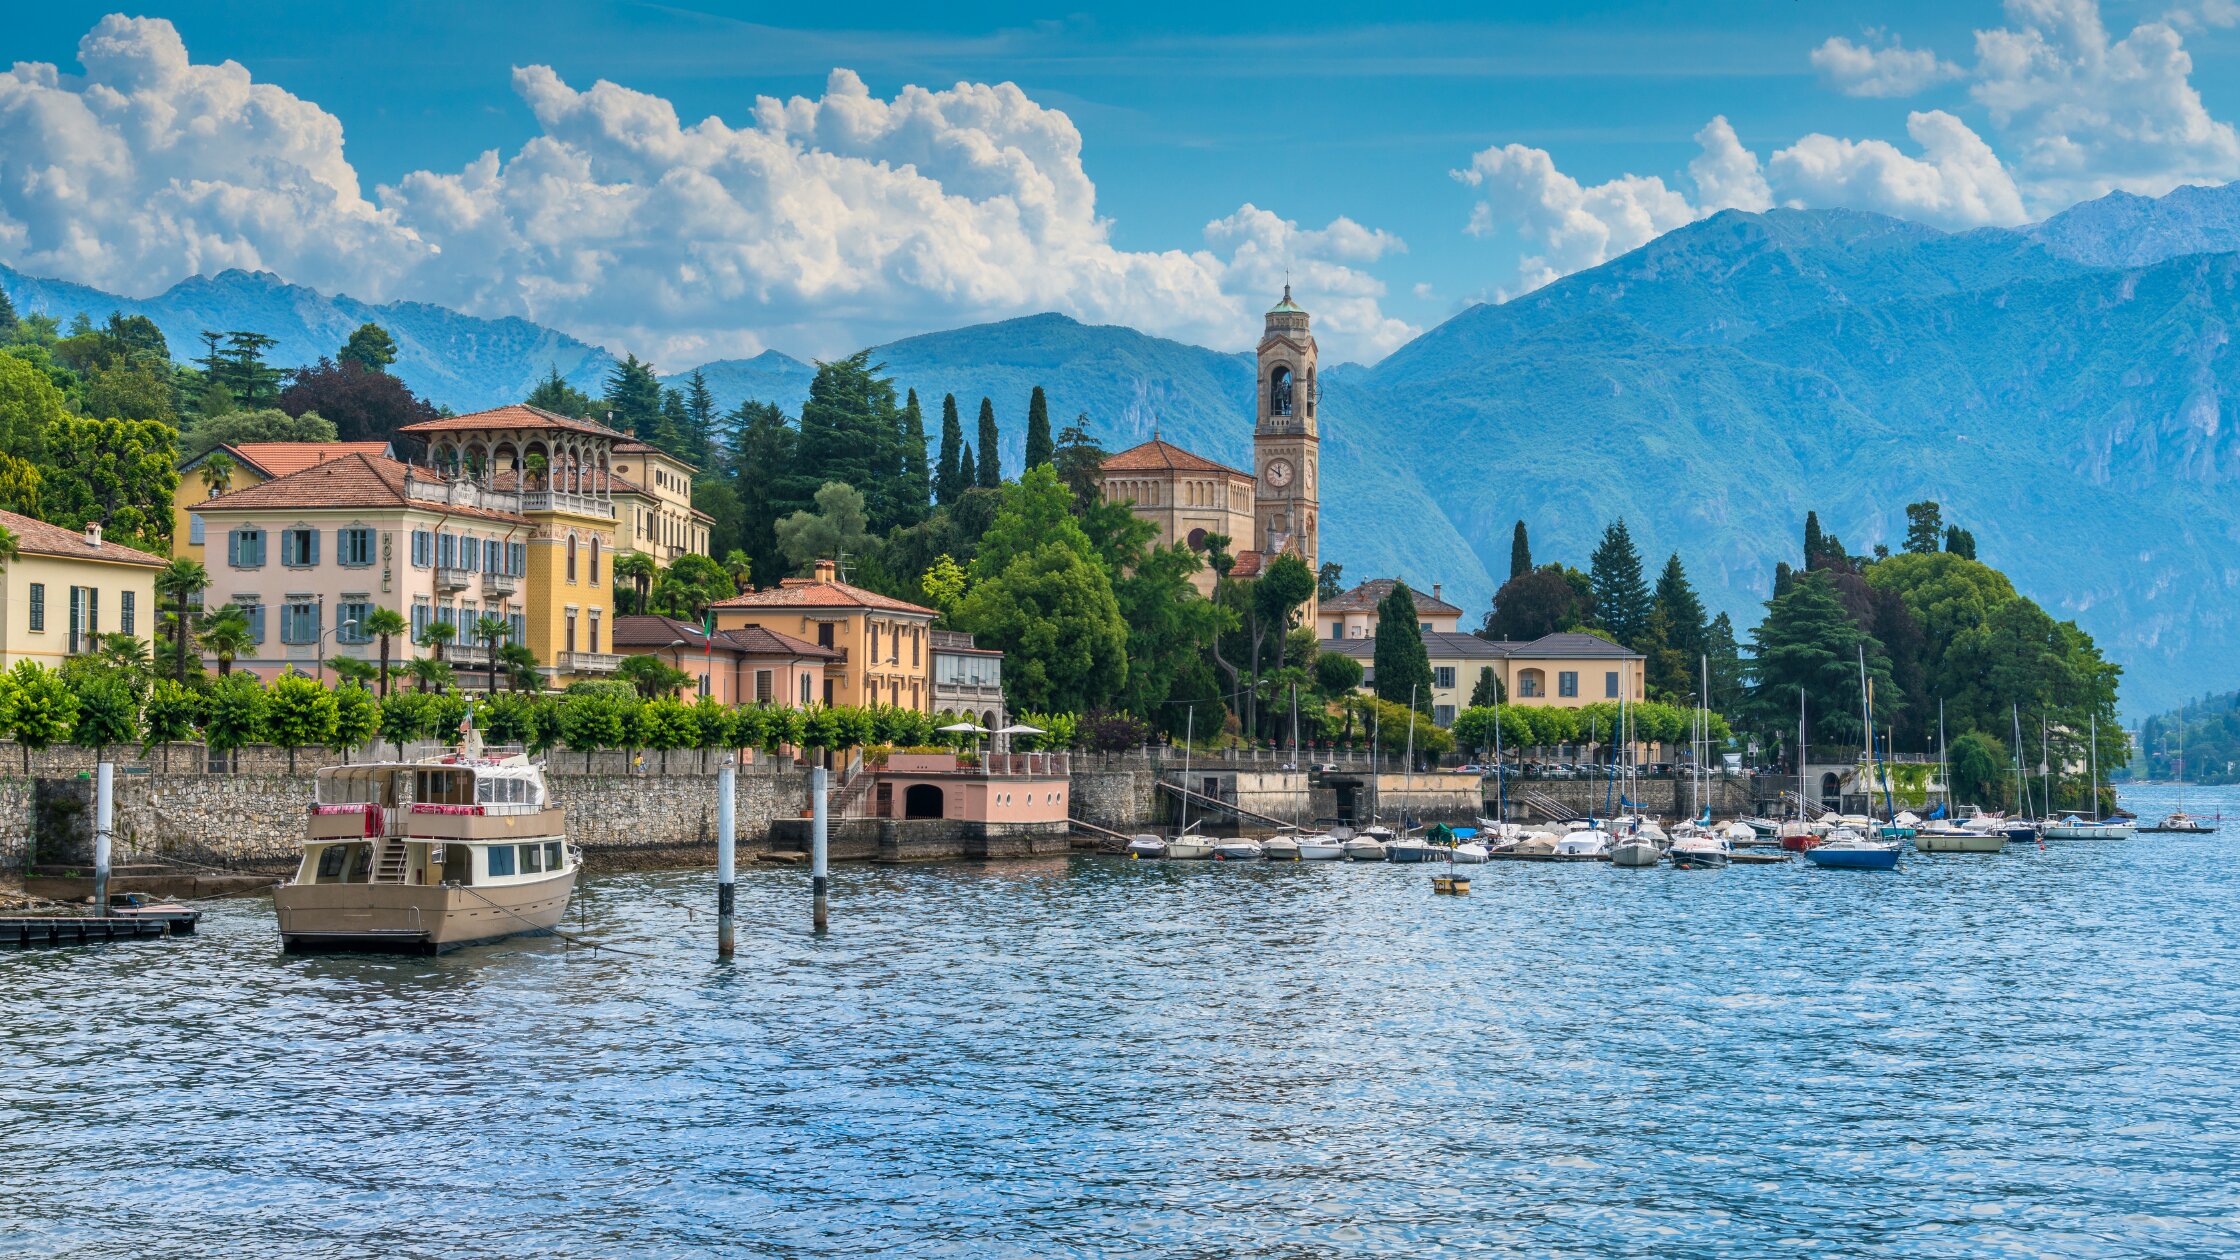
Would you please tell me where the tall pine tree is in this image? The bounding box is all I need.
[936,393,964,504]
[1652,553,1708,661]
[976,397,1001,487]
[603,355,664,439]
[723,401,797,591]
[1024,385,1054,469]
[1509,520,1532,581]
[1589,519,1651,647]
[958,442,977,490]
[682,370,717,462]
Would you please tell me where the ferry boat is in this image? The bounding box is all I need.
[274,749,576,953]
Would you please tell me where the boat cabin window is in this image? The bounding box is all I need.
[346,844,374,883]
[545,841,564,870]
[317,770,391,806]
[414,770,475,806]
[314,845,362,883]
[487,846,517,877]
[477,776,534,805]
[519,843,544,874]
[441,845,473,885]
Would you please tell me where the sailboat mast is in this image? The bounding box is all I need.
[1494,694,1506,824]
[1858,646,1874,818]
[2040,715,2051,817]
[1404,685,1417,829]
[2089,711,2100,820]
[1798,687,1809,823]
[1181,706,1194,837]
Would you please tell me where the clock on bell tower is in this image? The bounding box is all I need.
[1254,284,1320,608]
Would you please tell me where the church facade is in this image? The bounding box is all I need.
[1099,288,1322,611]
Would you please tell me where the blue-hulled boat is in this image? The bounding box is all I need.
[1803,828,1901,871]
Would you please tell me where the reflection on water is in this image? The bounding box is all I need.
[5,785,2239,1258]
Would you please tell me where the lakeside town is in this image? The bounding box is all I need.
[0,283,2155,929]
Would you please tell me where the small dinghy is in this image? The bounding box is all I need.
[1211,838,1264,861]
[1125,834,1167,859]
[1262,834,1302,861]
[1802,827,1900,870]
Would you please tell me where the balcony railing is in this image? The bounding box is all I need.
[521,490,615,519]
[556,651,623,674]
[434,565,472,592]
[482,570,519,596]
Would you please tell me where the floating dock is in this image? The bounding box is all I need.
[0,905,201,948]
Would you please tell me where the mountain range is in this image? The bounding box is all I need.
[9,180,2240,715]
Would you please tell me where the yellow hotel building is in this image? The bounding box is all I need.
[0,510,163,669]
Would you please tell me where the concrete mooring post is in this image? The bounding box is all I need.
[810,763,829,934]
[93,761,114,916]
[717,757,736,958]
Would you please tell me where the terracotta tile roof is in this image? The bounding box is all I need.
[221,441,393,478]
[611,614,839,659]
[488,468,648,496]
[1228,550,1265,579]
[1515,631,1642,659]
[0,509,165,567]
[1319,630,1505,661]
[1100,437,1249,477]
[611,440,702,472]
[712,577,938,617]
[193,453,530,525]
[397,403,633,441]
[712,625,841,659]
[1322,578,1462,617]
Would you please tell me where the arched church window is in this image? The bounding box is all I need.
[1269,366,1293,417]
[1306,369,1316,417]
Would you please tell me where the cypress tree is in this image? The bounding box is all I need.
[1589,519,1652,647]
[1803,511,1826,568]
[1509,520,1532,581]
[1652,553,1707,661]
[936,393,963,504]
[1372,582,1435,713]
[895,388,930,522]
[1024,385,1054,469]
[958,442,977,490]
[976,397,1001,487]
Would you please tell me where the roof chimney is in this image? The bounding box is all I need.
[84,523,102,547]
[813,558,838,583]
[1432,582,1442,602]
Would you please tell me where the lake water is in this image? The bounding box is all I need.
[6,785,2240,1258]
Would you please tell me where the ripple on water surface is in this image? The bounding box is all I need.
[6,784,2240,1258]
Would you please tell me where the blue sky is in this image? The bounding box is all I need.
[5,2,2238,365]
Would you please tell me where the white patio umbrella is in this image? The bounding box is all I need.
[937,721,989,757]
[993,722,1045,754]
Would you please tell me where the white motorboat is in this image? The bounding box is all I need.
[1913,822,2006,853]
[1719,821,1758,845]
[1451,841,1490,863]
[2042,815,2136,841]
[1212,838,1264,861]
[1742,816,1783,838]
[1342,835,1389,861]
[1669,830,1732,869]
[1167,834,1216,860]
[1262,834,1302,861]
[1554,829,1611,857]
[1124,834,1167,859]
[1610,836,1661,867]
[1509,831,1561,855]
[1297,833,1347,860]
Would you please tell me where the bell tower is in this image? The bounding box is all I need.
[1254,284,1319,611]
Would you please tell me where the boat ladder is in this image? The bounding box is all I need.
[374,837,411,884]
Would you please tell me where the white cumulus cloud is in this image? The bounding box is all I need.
[1811,34,1966,97]
[1970,0,2240,210]
[1771,110,2029,228]
[0,18,1417,365]
[1451,116,1767,295]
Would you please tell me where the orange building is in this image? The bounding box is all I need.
[706,560,939,710]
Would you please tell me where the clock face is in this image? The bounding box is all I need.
[1265,458,1295,489]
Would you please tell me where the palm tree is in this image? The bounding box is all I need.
[498,642,542,693]
[407,656,454,694]
[98,632,151,678]
[202,450,236,497]
[472,614,512,695]
[723,549,754,594]
[327,655,377,686]
[417,619,456,666]
[361,606,408,697]
[0,523,19,571]
[615,550,657,615]
[155,557,209,683]
[197,603,254,675]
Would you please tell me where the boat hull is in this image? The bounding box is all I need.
[2043,824,2135,841]
[1262,840,1302,861]
[1913,832,2006,853]
[1297,841,1346,860]
[1803,847,1900,871]
[1610,842,1660,867]
[1166,841,1216,860]
[1669,848,1730,869]
[275,869,576,953]
[1342,841,1387,862]
[1386,844,1432,864]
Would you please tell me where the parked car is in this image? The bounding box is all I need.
[1454,763,1489,775]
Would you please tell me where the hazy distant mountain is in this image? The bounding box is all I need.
[666,350,817,418]
[0,265,615,410]
[2026,181,2240,268]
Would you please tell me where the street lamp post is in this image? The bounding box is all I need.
[316,619,361,684]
